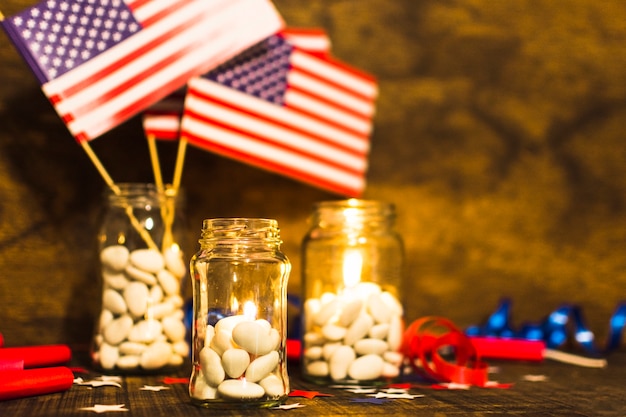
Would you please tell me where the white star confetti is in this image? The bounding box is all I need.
[271,403,306,410]
[79,404,128,413]
[75,379,122,388]
[140,385,170,391]
[522,374,549,382]
[345,388,377,394]
[369,392,424,399]
[436,382,471,390]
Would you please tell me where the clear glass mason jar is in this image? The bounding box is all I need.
[189,218,291,408]
[301,199,405,384]
[92,183,189,373]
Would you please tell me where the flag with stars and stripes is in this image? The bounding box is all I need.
[180,34,378,197]
[1,0,284,142]
[142,27,332,141]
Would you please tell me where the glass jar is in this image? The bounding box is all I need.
[91,183,189,373]
[189,218,291,408]
[301,199,405,384]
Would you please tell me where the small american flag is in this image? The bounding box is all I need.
[1,0,284,141]
[142,27,331,141]
[180,34,377,197]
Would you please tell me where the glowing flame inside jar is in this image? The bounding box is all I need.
[243,301,258,320]
[342,249,363,291]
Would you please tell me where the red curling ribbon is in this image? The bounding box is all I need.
[0,345,71,368]
[0,367,74,401]
[401,317,489,387]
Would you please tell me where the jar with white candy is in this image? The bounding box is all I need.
[301,199,405,384]
[189,218,291,408]
[91,183,189,373]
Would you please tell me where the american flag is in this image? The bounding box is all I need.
[180,34,377,197]
[1,0,284,141]
[142,28,331,141]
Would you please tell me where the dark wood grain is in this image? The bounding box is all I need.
[1,351,624,416]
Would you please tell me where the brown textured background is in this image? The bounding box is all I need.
[0,0,624,348]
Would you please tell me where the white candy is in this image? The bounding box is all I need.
[306,360,329,377]
[162,315,187,342]
[354,338,388,355]
[128,319,162,343]
[210,329,235,356]
[117,355,140,369]
[103,289,127,315]
[103,315,133,345]
[321,323,346,341]
[367,293,392,324]
[129,249,164,273]
[98,309,114,331]
[304,346,323,360]
[100,245,129,272]
[119,341,147,355]
[314,298,341,326]
[221,348,250,378]
[338,299,363,326]
[103,271,129,290]
[157,269,180,296]
[99,343,119,369]
[125,265,157,285]
[140,341,172,370]
[387,314,404,351]
[369,323,390,339]
[343,312,374,346]
[259,374,285,397]
[163,247,186,279]
[124,281,149,318]
[329,345,355,381]
[218,379,264,399]
[232,321,279,356]
[200,347,225,387]
[192,371,218,400]
[381,361,400,378]
[245,351,279,382]
[348,354,384,380]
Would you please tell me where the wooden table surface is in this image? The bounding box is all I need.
[1,349,624,417]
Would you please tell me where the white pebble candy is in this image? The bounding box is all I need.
[123,281,149,317]
[162,315,187,342]
[128,319,162,343]
[381,361,400,378]
[221,348,250,378]
[98,309,114,331]
[259,374,286,397]
[200,347,225,386]
[210,329,235,356]
[117,355,140,369]
[383,351,404,366]
[380,291,404,316]
[306,360,329,377]
[150,301,175,320]
[215,314,252,333]
[157,269,180,296]
[322,342,341,360]
[192,371,218,400]
[103,271,129,290]
[99,343,119,369]
[348,354,384,381]
[369,323,390,339]
[338,299,363,326]
[232,321,279,356]
[245,351,279,382]
[119,341,147,355]
[129,249,164,273]
[218,379,264,400]
[304,346,323,360]
[304,298,321,331]
[140,341,172,370]
[103,289,127,315]
[329,345,356,381]
[173,340,189,357]
[354,338,388,356]
[203,325,215,348]
[321,323,347,341]
[149,284,164,303]
[314,297,341,326]
[343,312,374,346]
[100,245,129,271]
[103,315,133,345]
[125,264,157,285]
[163,247,186,279]
[367,293,393,324]
[387,314,404,351]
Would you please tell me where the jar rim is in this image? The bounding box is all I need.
[201,218,281,242]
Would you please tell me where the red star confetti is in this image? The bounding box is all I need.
[271,403,307,410]
[79,404,128,413]
[289,390,332,399]
[140,385,170,391]
[161,377,189,384]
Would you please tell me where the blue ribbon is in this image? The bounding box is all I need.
[466,299,626,356]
